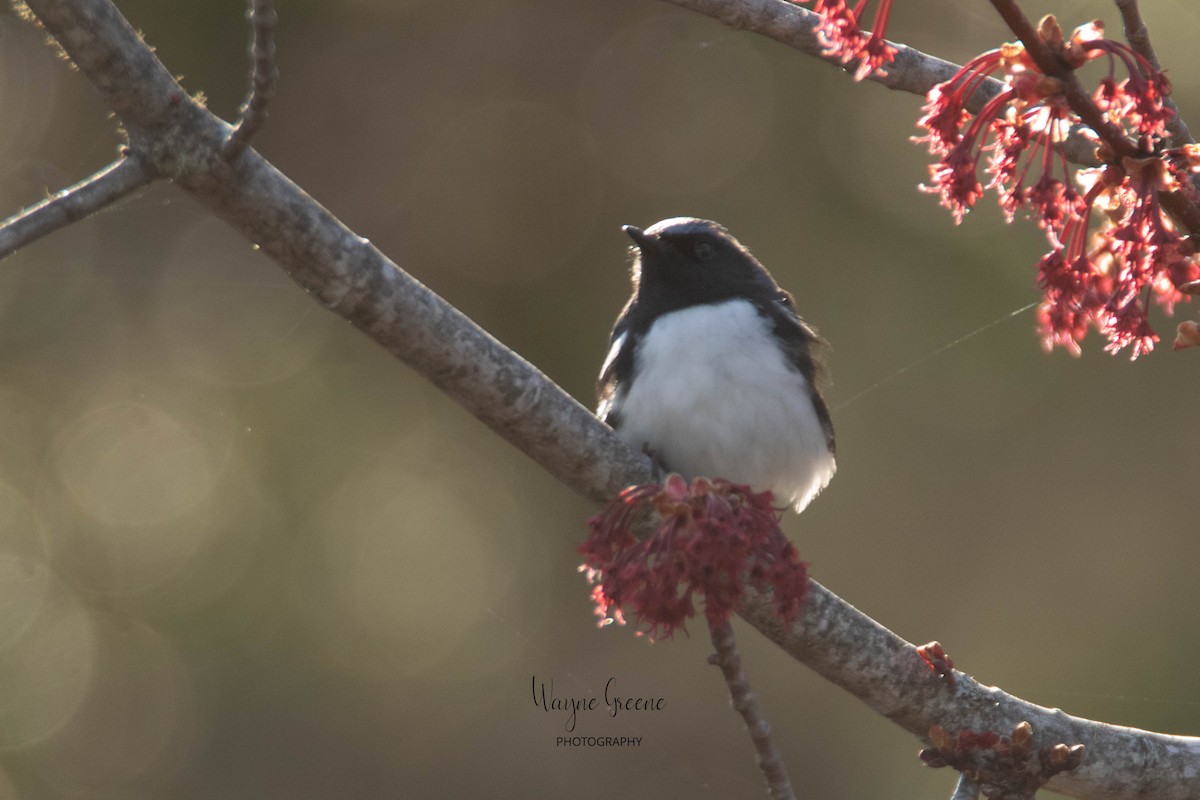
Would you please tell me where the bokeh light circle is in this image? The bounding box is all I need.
[0,577,95,751]
[155,219,332,387]
[28,616,195,796]
[312,466,510,681]
[0,480,49,650]
[54,400,214,528]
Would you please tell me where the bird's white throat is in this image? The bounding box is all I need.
[612,299,835,511]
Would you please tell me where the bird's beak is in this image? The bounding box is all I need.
[622,224,650,248]
[623,224,667,259]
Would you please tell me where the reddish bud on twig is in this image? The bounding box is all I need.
[917,641,957,688]
[1173,320,1200,350]
[920,721,1085,798]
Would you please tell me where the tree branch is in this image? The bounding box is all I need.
[9,1,1200,798]
[656,0,1100,167]
[663,0,1200,236]
[663,0,965,98]
[738,577,1200,799]
[0,154,153,261]
[16,0,653,507]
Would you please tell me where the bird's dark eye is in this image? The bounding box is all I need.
[694,241,716,260]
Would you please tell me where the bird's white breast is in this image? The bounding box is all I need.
[613,299,835,511]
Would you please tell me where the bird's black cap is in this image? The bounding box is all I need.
[621,217,780,308]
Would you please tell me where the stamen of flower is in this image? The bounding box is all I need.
[796,0,897,81]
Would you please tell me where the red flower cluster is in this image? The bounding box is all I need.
[797,0,897,81]
[915,16,1200,357]
[579,474,808,640]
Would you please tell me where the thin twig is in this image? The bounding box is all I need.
[950,774,981,800]
[223,0,278,160]
[707,618,796,800]
[1114,0,1193,146]
[0,154,153,261]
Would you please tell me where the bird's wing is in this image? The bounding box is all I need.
[763,293,836,454]
[595,320,632,427]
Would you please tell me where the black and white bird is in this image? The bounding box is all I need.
[597,218,836,512]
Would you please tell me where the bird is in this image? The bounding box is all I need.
[597,217,835,512]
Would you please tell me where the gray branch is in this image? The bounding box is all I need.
[8,1,1200,798]
[659,0,1100,166]
[661,0,968,98]
[0,154,152,260]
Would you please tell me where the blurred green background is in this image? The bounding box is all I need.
[0,0,1197,797]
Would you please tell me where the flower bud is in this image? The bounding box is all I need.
[1038,15,1064,51]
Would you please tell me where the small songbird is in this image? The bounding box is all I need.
[597,218,835,512]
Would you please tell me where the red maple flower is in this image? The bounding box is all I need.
[795,0,897,81]
[579,475,808,640]
[915,43,1083,229]
[1077,22,1174,138]
[914,16,1198,357]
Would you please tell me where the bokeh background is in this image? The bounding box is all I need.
[0,0,1197,797]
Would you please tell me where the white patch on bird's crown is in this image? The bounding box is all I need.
[644,217,724,237]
